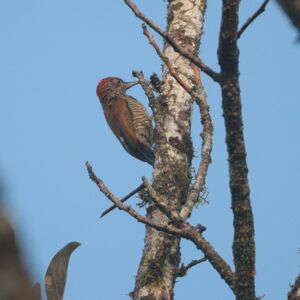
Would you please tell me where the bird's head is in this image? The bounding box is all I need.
[96,77,138,103]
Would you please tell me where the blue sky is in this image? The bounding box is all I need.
[0,1,299,299]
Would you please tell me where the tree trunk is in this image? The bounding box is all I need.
[131,1,207,299]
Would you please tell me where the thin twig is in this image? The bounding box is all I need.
[237,0,270,39]
[142,25,213,220]
[177,257,207,277]
[100,183,145,218]
[124,0,221,82]
[142,25,193,95]
[86,161,181,234]
[180,66,213,220]
[86,161,236,292]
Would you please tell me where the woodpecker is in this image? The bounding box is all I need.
[96,77,155,166]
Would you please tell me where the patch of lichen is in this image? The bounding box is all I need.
[168,133,193,165]
[139,259,164,287]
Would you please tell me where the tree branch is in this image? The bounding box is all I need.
[177,257,207,277]
[124,0,221,82]
[142,177,181,222]
[86,161,236,292]
[180,66,213,220]
[132,70,158,111]
[100,183,145,218]
[218,1,256,299]
[237,0,270,39]
[142,25,193,95]
[142,25,213,221]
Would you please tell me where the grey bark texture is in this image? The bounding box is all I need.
[131,1,207,299]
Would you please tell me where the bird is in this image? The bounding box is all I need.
[96,77,155,166]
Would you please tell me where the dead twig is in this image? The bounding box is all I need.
[180,66,213,220]
[124,0,221,82]
[86,161,236,292]
[177,257,207,277]
[142,25,193,95]
[237,0,270,39]
[100,183,145,218]
[142,25,213,220]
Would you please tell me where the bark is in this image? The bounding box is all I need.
[218,1,256,300]
[131,1,206,299]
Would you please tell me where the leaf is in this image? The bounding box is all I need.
[45,241,80,300]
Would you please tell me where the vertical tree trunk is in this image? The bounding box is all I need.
[131,1,207,299]
[218,1,256,299]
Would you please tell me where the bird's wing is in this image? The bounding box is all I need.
[103,97,155,165]
[125,96,153,148]
[104,99,142,159]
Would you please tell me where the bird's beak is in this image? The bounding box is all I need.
[125,81,139,90]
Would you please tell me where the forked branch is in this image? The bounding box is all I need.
[142,25,193,95]
[100,183,145,218]
[124,0,221,82]
[86,161,236,292]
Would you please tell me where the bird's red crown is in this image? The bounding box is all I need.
[96,77,115,97]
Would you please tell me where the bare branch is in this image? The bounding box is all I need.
[142,25,214,221]
[86,161,236,292]
[100,183,145,218]
[180,66,213,220]
[142,25,193,95]
[218,1,256,299]
[181,222,236,292]
[177,257,207,277]
[124,0,221,82]
[237,0,270,39]
[86,161,182,235]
